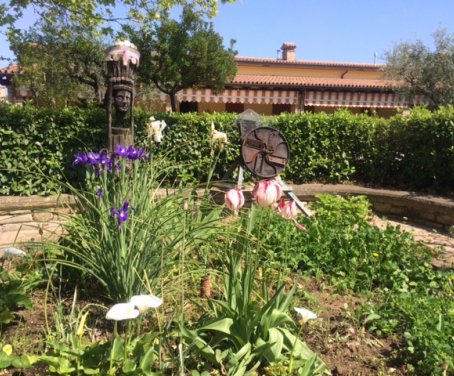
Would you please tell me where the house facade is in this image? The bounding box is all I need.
[160,42,424,117]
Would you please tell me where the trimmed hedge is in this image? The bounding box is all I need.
[1,103,454,195]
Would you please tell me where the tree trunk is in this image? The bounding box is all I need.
[170,92,177,112]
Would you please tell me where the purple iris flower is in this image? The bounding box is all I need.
[115,145,129,158]
[136,147,149,160]
[73,151,88,166]
[87,152,101,165]
[127,146,138,160]
[98,151,113,172]
[96,188,103,200]
[111,200,130,228]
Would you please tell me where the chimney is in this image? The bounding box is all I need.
[281,42,297,61]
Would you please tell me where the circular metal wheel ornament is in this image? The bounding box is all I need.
[241,126,290,179]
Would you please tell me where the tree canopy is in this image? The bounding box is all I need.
[128,7,237,111]
[384,29,454,109]
[2,0,237,110]
[8,21,106,106]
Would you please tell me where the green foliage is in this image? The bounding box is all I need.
[273,110,379,183]
[0,104,106,195]
[128,6,237,111]
[0,265,32,329]
[33,332,162,375]
[183,207,329,375]
[359,292,454,375]
[8,20,107,106]
[380,106,454,189]
[2,105,454,195]
[384,28,454,108]
[58,154,223,301]
[260,194,440,293]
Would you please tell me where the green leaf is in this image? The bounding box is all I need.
[140,347,156,376]
[200,317,234,334]
[0,351,11,369]
[111,336,124,362]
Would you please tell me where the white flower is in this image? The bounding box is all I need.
[106,303,140,321]
[129,294,163,314]
[1,247,26,258]
[294,307,317,322]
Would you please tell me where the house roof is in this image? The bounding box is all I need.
[230,74,398,90]
[0,64,21,75]
[234,57,384,70]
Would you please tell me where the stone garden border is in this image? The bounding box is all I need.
[1,185,453,247]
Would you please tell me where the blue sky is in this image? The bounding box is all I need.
[1,0,454,65]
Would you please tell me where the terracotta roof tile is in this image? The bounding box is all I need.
[230,74,398,90]
[0,64,21,75]
[235,57,384,70]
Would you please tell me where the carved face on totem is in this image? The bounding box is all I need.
[113,89,132,114]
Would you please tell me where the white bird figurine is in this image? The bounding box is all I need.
[211,122,228,149]
[147,117,167,143]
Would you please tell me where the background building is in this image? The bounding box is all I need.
[161,42,424,117]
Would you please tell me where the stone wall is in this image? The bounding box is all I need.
[0,195,77,247]
[292,184,454,229]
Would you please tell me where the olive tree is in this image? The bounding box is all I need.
[384,28,454,108]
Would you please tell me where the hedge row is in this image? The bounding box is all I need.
[1,103,454,196]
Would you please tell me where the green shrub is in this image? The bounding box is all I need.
[0,104,105,195]
[2,103,454,195]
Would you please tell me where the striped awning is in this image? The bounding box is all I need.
[159,88,299,105]
[304,90,426,108]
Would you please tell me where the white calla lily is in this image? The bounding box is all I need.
[106,303,140,321]
[1,247,26,258]
[129,294,163,314]
[294,307,317,323]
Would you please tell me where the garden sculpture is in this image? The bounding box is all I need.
[224,109,311,216]
[105,40,140,153]
[147,116,167,143]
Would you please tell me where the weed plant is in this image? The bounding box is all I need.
[259,194,440,293]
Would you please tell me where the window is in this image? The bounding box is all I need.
[180,101,198,113]
[272,104,291,115]
[225,103,244,113]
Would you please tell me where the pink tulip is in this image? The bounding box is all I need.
[277,199,307,232]
[278,199,298,219]
[252,180,283,207]
[225,187,245,213]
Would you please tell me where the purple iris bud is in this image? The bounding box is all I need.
[73,151,88,166]
[111,200,130,227]
[127,146,138,160]
[115,145,129,158]
[96,188,103,199]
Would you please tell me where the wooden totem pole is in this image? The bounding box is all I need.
[105,40,140,153]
